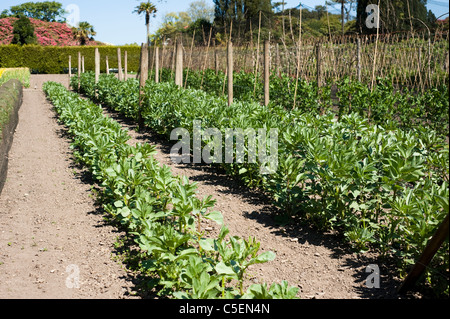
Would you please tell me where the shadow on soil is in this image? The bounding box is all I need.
[105,109,412,299]
[51,111,161,299]
[51,93,421,300]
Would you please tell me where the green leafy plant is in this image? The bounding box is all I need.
[74,71,449,296]
[43,80,297,299]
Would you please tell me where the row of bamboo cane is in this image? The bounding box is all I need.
[68,29,449,99]
[154,29,449,93]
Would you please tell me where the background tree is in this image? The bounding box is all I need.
[1,10,10,18]
[9,1,66,22]
[213,0,273,41]
[11,15,37,45]
[133,1,157,45]
[330,0,356,35]
[187,0,214,23]
[356,0,435,33]
[153,0,214,44]
[72,21,96,45]
[154,11,191,40]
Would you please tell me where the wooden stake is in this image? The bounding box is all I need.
[138,43,149,129]
[117,48,123,81]
[170,41,176,80]
[95,48,100,84]
[160,37,166,81]
[370,0,381,92]
[77,51,81,92]
[175,40,183,87]
[215,44,219,75]
[81,56,85,73]
[276,43,280,77]
[264,40,270,106]
[357,37,361,82]
[227,40,233,106]
[155,46,159,83]
[445,50,449,74]
[124,51,128,81]
[222,22,233,98]
[148,45,153,79]
[184,30,196,88]
[106,56,109,74]
[139,44,149,88]
[253,10,262,97]
[292,35,303,109]
[398,214,449,294]
[68,55,72,78]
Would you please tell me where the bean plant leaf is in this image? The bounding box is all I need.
[204,210,224,225]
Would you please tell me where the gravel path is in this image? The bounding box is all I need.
[0,75,136,299]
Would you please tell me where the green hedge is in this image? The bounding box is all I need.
[0,79,22,141]
[0,68,31,88]
[0,79,23,194]
[0,45,141,74]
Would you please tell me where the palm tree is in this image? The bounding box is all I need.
[72,21,97,45]
[133,1,157,45]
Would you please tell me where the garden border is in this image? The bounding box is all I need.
[0,79,23,194]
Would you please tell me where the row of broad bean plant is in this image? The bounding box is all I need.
[152,68,449,139]
[43,80,299,299]
[72,73,449,296]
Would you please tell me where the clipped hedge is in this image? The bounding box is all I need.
[0,68,31,88]
[0,79,23,194]
[0,45,141,74]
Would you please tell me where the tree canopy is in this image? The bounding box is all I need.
[356,0,437,33]
[72,21,97,45]
[133,1,158,45]
[7,1,67,22]
[152,1,358,45]
[149,0,442,45]
[11,16,37,45]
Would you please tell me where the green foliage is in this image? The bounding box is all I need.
[72,22,97,46]
[335,76,449,138]
[0,68,30,88]
[152,68,449,140]
[0,79,22,150]
[0,45,141,74]
[43,81,298,299]
[151,67,325,114]
[11,16,37,45]
[356,0,435,34]
[133,1,157,45]
[74,72,449,296]
[242,280,300,299]
[7,1,66,22]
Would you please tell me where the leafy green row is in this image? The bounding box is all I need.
[151,67,327,114]
[0,79,21,143]
[334,77,449,138]
[0,68,30,88]
[151,67,449,139]
[43,80,299,299]
[73,72,449,296]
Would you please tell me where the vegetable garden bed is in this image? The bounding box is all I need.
[0,79,23,194]
[43,80,300,299]
[72,72,449,296]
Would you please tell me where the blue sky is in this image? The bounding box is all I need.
[1,0,449,45]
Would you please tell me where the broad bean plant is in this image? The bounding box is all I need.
[44,81,299,299]
[72,73,449,296]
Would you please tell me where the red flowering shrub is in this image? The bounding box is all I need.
[0,17,101,46]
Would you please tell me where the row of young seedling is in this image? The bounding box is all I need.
[43,81,300,299]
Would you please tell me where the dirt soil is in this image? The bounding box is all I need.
[0,74,418,299]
